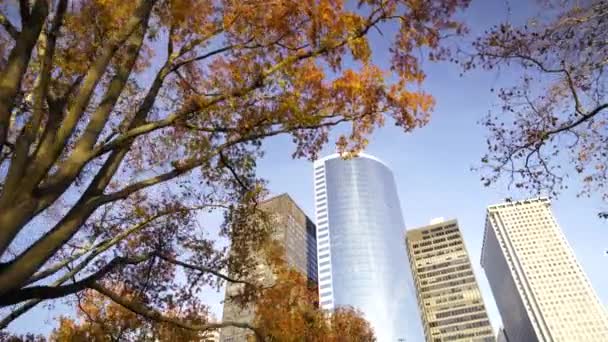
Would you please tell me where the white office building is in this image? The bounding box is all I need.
[481,198,608,342]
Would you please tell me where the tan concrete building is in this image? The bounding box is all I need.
[481,197,608,342]
[406,219,495,342]
[220,194,317,342]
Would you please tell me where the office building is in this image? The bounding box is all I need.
[481,197,608,342]
[406,219,495,342]
[220,194,317,342]
[496,328,508,342]
[313,153,423,341]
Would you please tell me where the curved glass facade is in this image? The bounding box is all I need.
[313,154,423,342]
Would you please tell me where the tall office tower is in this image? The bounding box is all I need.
[496,328,508,342]
[405,219,495,342]
[220,194,317,342]
[313,153,423,342]
[481,198,608,342]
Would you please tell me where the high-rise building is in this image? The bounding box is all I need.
[481,197,608,342]
[405,219,495,342]
[313,153,422,341]
[220,194,317,342]
[496,328,508,342]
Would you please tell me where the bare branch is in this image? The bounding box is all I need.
[219,151,250,192]
[156,254,255,287]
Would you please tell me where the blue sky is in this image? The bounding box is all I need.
[6,0,608,337]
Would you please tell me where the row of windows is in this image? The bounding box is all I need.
[320,283,331,290]
[418,258,468,273]
[441,329,494,342]
[421,277,476,293]
[429,313,489,328]
[320,290,332,298]
[421,270,474,286]
[419,247,465,261]
[433,294,464,305]
[423,223,457,235]
[418,264,471,279]
[422,227,459,240]
[422,285,477,300]
[435,305,486,319]
[436,318,491,334]
[415,239,459,254]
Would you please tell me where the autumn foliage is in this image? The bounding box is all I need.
[253,268,375,341]
[249,245,375,341]
[50,285,211,341]
[0,0,468,335]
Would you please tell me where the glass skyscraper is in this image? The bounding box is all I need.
[313,153,423,342]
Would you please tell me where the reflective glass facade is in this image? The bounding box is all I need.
[314,154,423,342]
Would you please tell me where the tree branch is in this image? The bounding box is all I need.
[18,0,30,23]
[0,0,48,168]
[219,151,250,192]
[91,283,264,340]
[156,254,255,287]
[90,15,385,158]
[0,255,151,306]
[0,12,19,39]
[0,204,198,327]
[23,0,156,197]
[38,7,149,200]
[1,0,68,203]
[0,0,157,262]
[100,116,351,203]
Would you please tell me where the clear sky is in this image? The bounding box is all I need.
[6,0,608,338]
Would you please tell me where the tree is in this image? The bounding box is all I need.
[252,249,375,341]
[50,285,213,341]
[465,1,608,216]
[0,332,46,342]
[0,0,468,334]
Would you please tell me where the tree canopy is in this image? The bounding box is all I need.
[466,0,608,216]
[0,0,468,335]
[253,265,375,341]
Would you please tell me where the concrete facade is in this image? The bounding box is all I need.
[481,198,608,342]
[406,219,495,342]
[219,194,317,342]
